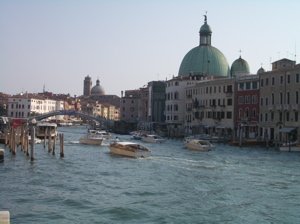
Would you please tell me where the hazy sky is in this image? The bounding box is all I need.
[1,0,299,97]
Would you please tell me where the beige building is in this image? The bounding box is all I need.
[259,58,300,143]
[185,77,235,138]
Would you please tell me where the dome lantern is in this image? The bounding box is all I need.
[199,15,212,46]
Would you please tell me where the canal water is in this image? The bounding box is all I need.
[1,126,300,223]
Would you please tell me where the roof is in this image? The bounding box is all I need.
[178,45,230,77]
[231,56,250,77]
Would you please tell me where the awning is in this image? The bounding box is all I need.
[279,127,296,133]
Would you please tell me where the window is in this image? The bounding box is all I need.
[239,83,244,90]
[280,76,283,84]
[252,95,257,104]
[252,108,256,118]
[279,112,283,122]
[238,96,244,104]
[296,91,299,104]
[227,98,232,106]
[287,75,290,84]
[286,111,290,122]
[280,92,283,104]
[265,78,269,86]
[226,111,232,119]
[265,97,268,106]
[271,93,274,105]
[295,111,298,122]
[227,85,233,93]
[272,77,275,85]
[265,113,268,122]
[271,112,274,121]
[296,73,300,83]
[252,81,257,89]
[260,79,264,87]
[245,96,250,104]
[246,82,251,90]
[245,108,249,118]
[239,109,243,118]
[287,92,290,104]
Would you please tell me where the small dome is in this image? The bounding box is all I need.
[257,67,265,74]
[199,23,212,35]
[231,56,250,77]
[91,79,105,96]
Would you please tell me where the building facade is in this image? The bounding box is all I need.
[7,94,64,119]
[259,58,300,143]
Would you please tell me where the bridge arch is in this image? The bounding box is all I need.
[28,110,105,123]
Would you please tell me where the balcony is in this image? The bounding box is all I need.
[292,105,300,111]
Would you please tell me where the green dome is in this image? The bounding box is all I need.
[200,23,212,35]
[231,56,250,77]
[178,45,230,77]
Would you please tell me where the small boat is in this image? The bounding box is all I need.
[141,134,165,143]
[185,139,215,151]
[109,141,151,158]
[88,129,111,139]
[79,135,103,145]
[36,122,57,139]
[279,142,300,152]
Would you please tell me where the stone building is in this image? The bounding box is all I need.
[259,58,300,143]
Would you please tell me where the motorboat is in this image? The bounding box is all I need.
[185,139,215,151]
[141,134,165,143]
[88,129,111,139]
[79,135,103,145]
[279,142,300,152]
[109,141,151,158]
[36,122,57,139]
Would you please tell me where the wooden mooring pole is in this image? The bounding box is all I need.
[59,133,64,158]
[30,126,35,161]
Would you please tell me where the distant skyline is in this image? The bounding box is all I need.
[1,0,299,97]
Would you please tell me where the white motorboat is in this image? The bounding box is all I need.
[109,141,151,158]
[79,131,103,145]
[141,134,165,143]
[88,129,111,139]
[36,122,57,139]
[185,139,215,151]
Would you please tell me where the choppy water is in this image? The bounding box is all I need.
[1,126,300,223]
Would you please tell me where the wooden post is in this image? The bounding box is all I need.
[0,148,4,162]
[12,129,16,155]
[48,128,52,153]
[43,128,47,149]
[20,126,24,151]
[30,126,35,161]
[26,133,29,157]
[60,133,64,158]
[52,135,56,155]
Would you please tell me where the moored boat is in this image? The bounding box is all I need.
[185,139,215,151]
[36,122,57,139]
[109,141,151,158]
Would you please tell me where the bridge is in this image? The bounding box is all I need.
[28,110,106,123]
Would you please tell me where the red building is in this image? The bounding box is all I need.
[234,74,260,140]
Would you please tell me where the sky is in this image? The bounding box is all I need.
[1,0,300,97]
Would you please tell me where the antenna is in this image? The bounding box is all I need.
[239,49,242,58]
[295,42,297,62]
[43,84,45,93]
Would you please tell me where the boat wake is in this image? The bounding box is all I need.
[149,156,219,171]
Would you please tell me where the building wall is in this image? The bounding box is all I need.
[235,75,260,139]
[185,77,235,137]
[259,60,300,142]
